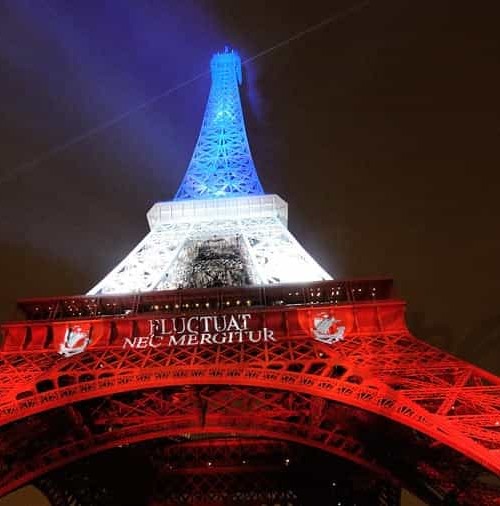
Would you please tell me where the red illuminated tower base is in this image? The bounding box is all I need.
[0,280,499,504]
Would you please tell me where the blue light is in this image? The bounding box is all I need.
[174,48,264,200]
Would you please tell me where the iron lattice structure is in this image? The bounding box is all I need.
[88,195,331,295]
[88,48,330,296]
[1,281,500,504]
[37,439,396,505]
[174,48,263,200]
[37,438,397,506]
[1,48,500,505]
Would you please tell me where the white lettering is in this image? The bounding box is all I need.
[149,335,164,348]
[169,335,186,346]
[187,334,198,346]
[199,316,211,332]
[136,336,150,349]
[187,316,199,333]
[123,337,138,348]
[128,313,273,349]
[200,333,212,345]
[248,330,258,343]
[214,315,227,332]
[227,314,240,331]
[240,314,251,330]
[264,328,276,341]
[212,333,225,344]
[149,319,160,336]
[172,317,186,333]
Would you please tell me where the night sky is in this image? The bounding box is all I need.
[0,1,499,504]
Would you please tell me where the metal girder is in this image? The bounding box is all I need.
[0,302,499,476]
[0,385,497,505]
[0,297,500,504]
[0,386,389,493]
[88,214,331,295]
[37,438,393,506]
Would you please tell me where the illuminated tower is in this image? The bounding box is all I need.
[174,47,264,200]
[88,48,330,295]
[0,48,499,506]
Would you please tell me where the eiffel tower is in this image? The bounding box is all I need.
[0,48,499,506]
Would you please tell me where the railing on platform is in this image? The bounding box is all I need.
[14,278,394,322]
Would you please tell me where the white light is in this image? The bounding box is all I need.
[84,49,333,295]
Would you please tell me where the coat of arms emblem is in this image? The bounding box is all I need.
[312,314,345,344]
[59,326,90,357]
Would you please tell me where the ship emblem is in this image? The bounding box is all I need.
[312,315,345,344]
[59,326,90,357]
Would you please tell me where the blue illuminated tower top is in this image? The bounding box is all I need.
[174,48,264,200]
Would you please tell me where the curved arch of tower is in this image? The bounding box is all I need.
[0,49,499,506]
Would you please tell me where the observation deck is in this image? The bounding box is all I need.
[147,194,288,229]
[16,278,393,322]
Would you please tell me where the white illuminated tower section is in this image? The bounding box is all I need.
[89,48,331,295]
